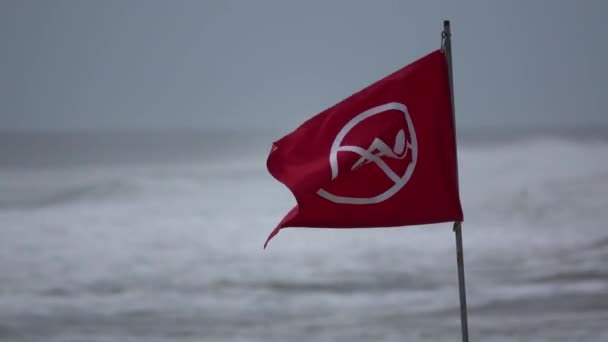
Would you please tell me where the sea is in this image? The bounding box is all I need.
[0,127,607,342]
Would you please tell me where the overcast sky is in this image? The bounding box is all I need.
[1,0,606,131]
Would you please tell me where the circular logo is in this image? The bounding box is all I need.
[317,102,418,204]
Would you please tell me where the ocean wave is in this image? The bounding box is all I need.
[1,135,606,222]
[530,269,608,283]
[210,271,442,295]
[0,179,139,210]
[459,138,608,226]
[469,291,608,316]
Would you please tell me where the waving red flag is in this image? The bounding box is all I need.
[265,50,463,248]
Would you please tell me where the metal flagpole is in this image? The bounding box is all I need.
[453,221,469,342]
[442,20,470,342]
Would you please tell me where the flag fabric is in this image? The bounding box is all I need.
[265,50,463,248]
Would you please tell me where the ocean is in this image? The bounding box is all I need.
[0,128,607,342]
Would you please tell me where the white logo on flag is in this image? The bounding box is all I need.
[317,102,418,204]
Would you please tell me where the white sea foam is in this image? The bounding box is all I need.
[0,134,607,341]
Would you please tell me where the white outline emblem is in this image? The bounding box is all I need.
[317,102,418,204]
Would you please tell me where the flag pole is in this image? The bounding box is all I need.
[442,20,470,342]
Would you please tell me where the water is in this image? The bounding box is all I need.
[0,129,607,341]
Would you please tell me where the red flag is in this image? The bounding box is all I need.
[265,50,463,248]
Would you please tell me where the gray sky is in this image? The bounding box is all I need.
[1,0,606,131]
